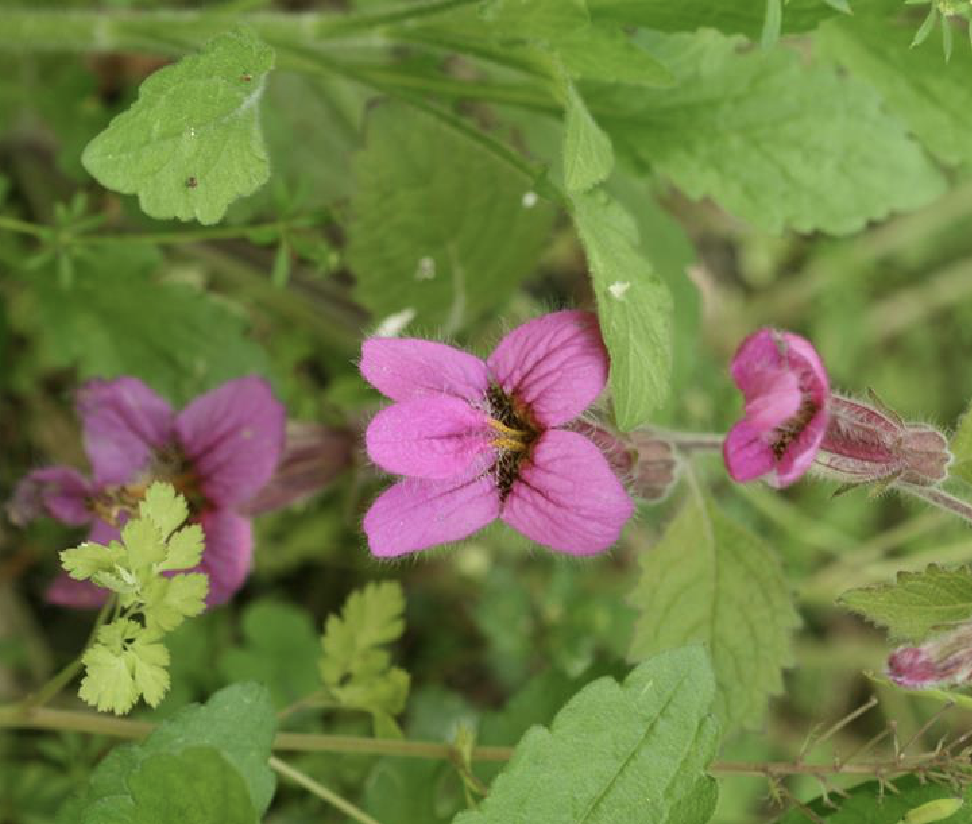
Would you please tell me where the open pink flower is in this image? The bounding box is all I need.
[360,311,633,557]
[723,328,830,487]
[10,376,285,606]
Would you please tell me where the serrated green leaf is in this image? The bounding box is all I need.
[840,565,972,642]
[562,80,614,192]
[121,518,166,572]
[158,525,205,572]
[60,541,125,582]
[127,638,171,709]
[141,483,188,539]
[570,189,673,430]
[79,644,139,716]
[319,581,410,733]
[64,683,276,824]
[602,30,945,234]
[628,495,799,733]
[454,647,719,824]
[219,599,320,708]
[820,16,972,168]
[776,774,972,823]
[144,574,209,633]
[347,101,554,333]
[21,245,272,407]
[81,29,274,224]
[84,747,256,824]
[588,0,891,38]
[483,0,673,86]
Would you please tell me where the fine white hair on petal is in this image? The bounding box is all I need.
[373,308,417,338]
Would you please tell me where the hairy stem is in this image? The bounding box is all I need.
[903,484,972,526]
[0,704,966,782]
[270,755,384,824]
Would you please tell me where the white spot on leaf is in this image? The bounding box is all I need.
[522,191,538,208]
[415,257,436,280]
[608,281,630,299]
[374,308,416,337]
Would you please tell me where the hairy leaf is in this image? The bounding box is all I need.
[602,31,945,234]
[85,747,256,824]
[570,189,673,430]
[454,647,719,824]
[82,29,274,224]
[820,16,972,169]
[563,80,614,192]
[629,495,799,733]
[347,101,554,334]
[840,565,972,642]
[948,399,972,484]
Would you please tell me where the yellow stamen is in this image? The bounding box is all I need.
[492,438,528,452]
[488,418,529,438]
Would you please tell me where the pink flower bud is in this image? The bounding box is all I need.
[888,622,972,689]
[816,393,951,489]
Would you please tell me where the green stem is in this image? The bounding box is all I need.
[0,215,50,238]
[0,704,963,781]
[903,484,972,526]
[0,2,479,54]
[652,430,724,454]
[270,755,384,824]
[18,598,113,711]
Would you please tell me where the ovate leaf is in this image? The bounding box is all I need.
[85,747,257,824]
[603,31,945,234]
[628,495,799,733]
[454,647,719,824]
[570,189,673,430]
[840,565,972,642]
[820,16,972,169]
[348,102,554,332]
[82,29,274,224]
[562,81,614,192]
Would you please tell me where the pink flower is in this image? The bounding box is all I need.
[359,311,634,557]
[10,376,285,606]
[723,328,830,488]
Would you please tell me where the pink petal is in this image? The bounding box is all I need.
[45,574,109,609]
[775,408,828,487]
[78,378,175,486]
[8,467,92,526]
[197,508,253,605]
[723,420,776,482]
[486,311,609,427]
[501,430,633,556]
[360,338,489,403]
[729,329,784,396]
[175,377,286,507]
[780,331,830,403]
[363,475,500,558]
[744,369,801,431]
[366,397,494,479]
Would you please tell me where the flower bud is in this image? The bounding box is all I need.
[888,622,972,689]
[572,423,679,503]
[815,393,951,489]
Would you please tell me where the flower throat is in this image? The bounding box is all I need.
[486,384,539,501]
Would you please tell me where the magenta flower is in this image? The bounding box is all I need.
[723,328,830,488]
[359,310,634,557]
[10,376,285,606]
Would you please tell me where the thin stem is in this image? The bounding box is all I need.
[653,430,725,453]
[18,598,113,711]
[0,704,967,781]
[270,755,384,824]
[0,215,50,237]
[903,484,972,526]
